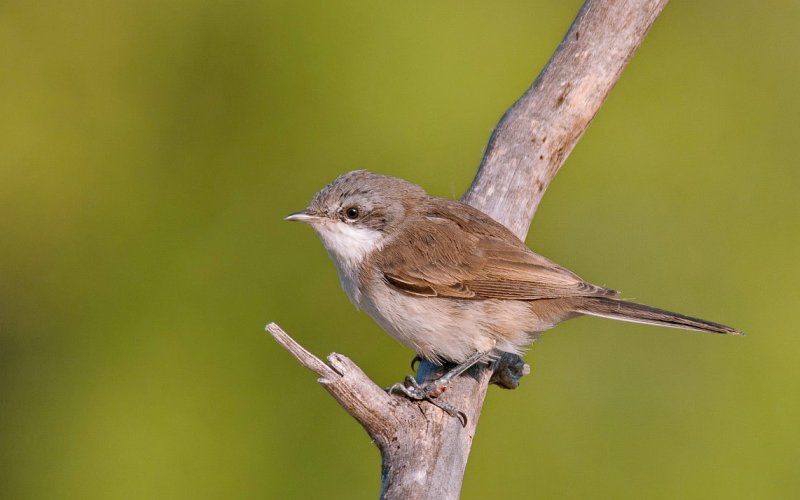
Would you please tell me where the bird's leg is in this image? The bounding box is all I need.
[388,350,489,425]
[423,350,487,396]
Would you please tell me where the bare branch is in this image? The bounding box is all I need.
[271,0,669,497]
[464,0,669,240]
[267,323,484,500]
[266,322,338,380]
[266,323,411,442]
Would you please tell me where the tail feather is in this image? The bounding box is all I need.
[574,297,743,336]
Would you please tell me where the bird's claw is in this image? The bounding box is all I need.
[387,376,467,426]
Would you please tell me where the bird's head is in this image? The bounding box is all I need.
[286,170,427,269]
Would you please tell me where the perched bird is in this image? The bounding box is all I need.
[287,170,741,412]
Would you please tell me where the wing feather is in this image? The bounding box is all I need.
[378,199,617,301]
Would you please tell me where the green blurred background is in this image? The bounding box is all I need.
[2,0,798,498]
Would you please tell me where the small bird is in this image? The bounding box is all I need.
[287,170,742,413]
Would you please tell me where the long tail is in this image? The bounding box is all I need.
[574,297,743,335]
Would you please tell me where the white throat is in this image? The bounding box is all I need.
[312,221,385,305]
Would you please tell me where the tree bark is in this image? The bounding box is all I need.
[268,0,669,498]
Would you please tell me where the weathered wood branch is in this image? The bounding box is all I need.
[266,322,483,498]
[269,1,668,498]
[464,0,669,237]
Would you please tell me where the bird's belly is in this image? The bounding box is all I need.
[359,284,536,364]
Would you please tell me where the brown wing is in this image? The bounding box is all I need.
[378,199,617,300]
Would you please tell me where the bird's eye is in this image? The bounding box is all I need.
[345,207,360,220]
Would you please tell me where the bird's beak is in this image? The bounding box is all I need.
[284,211,325,224]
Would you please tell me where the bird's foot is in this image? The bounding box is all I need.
[387,350,490,425]
[387,376,467,426]
[489,352,530,390]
